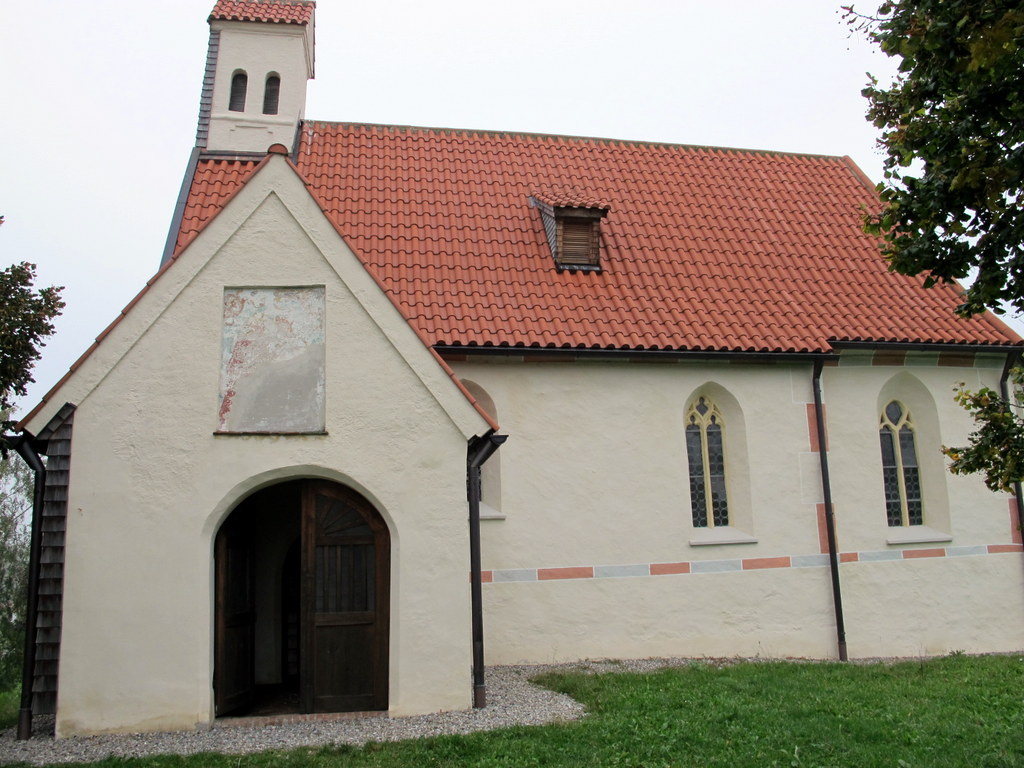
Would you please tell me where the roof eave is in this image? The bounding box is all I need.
[827,339,1024,354]
[435,345,836,364]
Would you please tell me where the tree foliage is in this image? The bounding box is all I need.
[0,229,64,444]
[942,374,1024,492]
[0,454,30,690]
[845,1,1024,317]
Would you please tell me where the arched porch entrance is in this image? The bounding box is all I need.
[214,479,390,716]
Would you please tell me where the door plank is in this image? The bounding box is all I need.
[214,522,255,716]
[301,481,389,713]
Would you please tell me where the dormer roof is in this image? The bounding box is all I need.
[210,0,314,25]
[171,122,1021,354]
[531,189,611,211]
[530,189,610,272]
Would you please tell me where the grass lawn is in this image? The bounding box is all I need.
[0,689,17,732]
[9,654,1024,767]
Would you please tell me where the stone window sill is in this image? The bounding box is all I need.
[886,526,952,545]
[213,431,328,436]
[689,526,758,546]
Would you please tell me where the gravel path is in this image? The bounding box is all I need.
[0,663,602,766]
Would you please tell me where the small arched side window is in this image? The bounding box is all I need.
[263,74,281,115]
[879,400,923,527]
[685,396,729,528]
[229,71,248,112]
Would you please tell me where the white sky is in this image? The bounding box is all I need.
[0,0,953,415]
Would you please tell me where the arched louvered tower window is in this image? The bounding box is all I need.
[879,400,923,527]
[685,396,729,528]
[263,74,281,115]
[229,71,248,112]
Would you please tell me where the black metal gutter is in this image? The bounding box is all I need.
[828,340,1022,354]
[7,432,45,740]
[436,345,832,365]
[999,352,1024,546]
[467,430,507,708]
[812,360,848,661]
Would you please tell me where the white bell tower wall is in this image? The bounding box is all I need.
[203,13,314,153]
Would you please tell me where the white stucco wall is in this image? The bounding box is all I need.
[823,356,1024,657]
[454,355,1024,664]
[31,158,488,736]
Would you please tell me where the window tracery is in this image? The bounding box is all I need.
[879,400,923,527]
[685,396,729,528]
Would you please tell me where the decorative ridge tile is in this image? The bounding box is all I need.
[210,0,313,25]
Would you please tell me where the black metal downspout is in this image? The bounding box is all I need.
[999,352,1024,543]
[812,360,848,661]
[467,431,507,708]
[9,432,45,740]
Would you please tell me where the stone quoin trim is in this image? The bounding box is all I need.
[806,403,827,453]
[1011,498,1023,545]
[816,503,830,555]
[477,543,1024,583]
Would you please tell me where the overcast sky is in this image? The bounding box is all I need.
[3,0,921,414]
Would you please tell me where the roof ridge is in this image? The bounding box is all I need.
[299,120,851,162]
[209,0,314,25]
[213,0,314,7]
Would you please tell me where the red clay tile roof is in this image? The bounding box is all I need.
[175,122,1020,353]
[532,189,611,210]
[209,0,313,25]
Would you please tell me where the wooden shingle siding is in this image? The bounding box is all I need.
[32,408,74,715]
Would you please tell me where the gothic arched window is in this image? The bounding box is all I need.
[685,396,729,528]
[229,71,248,112]
[879,400,923,527]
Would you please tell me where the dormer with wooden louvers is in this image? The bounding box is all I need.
[200,0,315,154]
[531,190,610,272]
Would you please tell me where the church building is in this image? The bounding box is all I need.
[16,0,1024,737]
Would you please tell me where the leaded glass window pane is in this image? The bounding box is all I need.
[880,428,902,526]
[685,423,707,527]
[685,398,729,528]
[885,401,903,424]
[879,401,924,527]
[899,425,923,525]
[706,423,729,526]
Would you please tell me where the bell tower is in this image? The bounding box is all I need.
[199,0,315,154]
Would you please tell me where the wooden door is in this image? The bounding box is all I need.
[214,521,255,715]
[301,481,389,712]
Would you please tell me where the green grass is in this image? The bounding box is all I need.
[0,688,19,732]
[10,655,1024,767]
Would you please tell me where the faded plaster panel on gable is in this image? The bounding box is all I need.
[218,286,325,432]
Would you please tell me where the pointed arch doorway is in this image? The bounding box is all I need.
[214,479,390,716]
